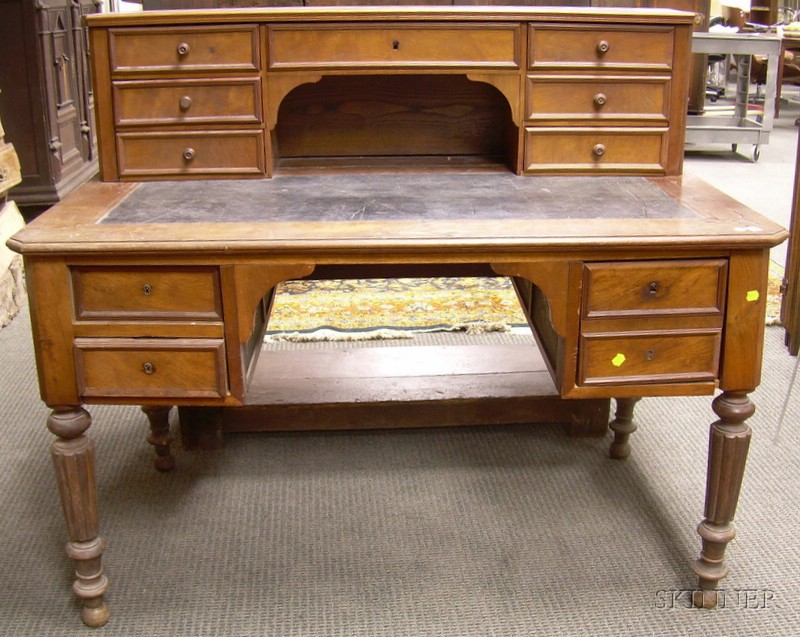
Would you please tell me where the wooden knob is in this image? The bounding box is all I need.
[143,362,155,375]
[177,42,190,56]
[596,40,610,55]
[592,143,606,158]
[593,93,607,107]
[182,148,195,161]
[178,95,192,111]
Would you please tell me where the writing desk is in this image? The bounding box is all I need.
[5,6,789,628]
[8,171,787,625]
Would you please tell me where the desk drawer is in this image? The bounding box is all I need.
[113,78,262,127]
[267,23,519,69]
[72,267,222,321]
[524,128,666,174]
[525,76,670,124]
[582,260,727,319]
[578,330,721,386]
[528,25,674,71]
[116,130,265,178]
[109,26,260,75]
[75,338,227,399]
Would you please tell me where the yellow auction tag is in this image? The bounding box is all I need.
[611,353,626,367]
[746,290,759,302]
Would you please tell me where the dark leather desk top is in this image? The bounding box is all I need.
[101,175,699,225]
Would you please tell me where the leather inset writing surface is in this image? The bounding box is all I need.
[101,175,699,225]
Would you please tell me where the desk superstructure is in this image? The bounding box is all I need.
[6,7,789,627]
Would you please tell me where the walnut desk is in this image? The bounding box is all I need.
[5,6,789,628]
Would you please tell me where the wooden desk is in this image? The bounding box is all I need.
[5,7,789,628]
[8,171,787,625]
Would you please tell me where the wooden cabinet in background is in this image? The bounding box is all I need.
[0,0,100,211]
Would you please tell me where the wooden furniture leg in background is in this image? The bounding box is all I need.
[692,391,753,608]
[47,407,110,628]
[609,397,641,459]
[142,406,175,472]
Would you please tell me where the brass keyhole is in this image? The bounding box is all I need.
[143,362,155,375]
[646,350,655,361]
[392,40,400,50]
[647,281,659,295]
[143,284,152,296]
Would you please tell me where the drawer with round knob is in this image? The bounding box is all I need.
[109,25,260,75]
[528,24,674,71]
[116,130,265,178]
[267,23,520,69]
[578,330,721,386]
[112,78,263,127]
[71,267,223,321]
[525,75,670,124]
[74,338,228,399]
[523,127,667,174]
[581,260,728,320]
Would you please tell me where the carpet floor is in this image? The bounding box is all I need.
[2,304,799,636]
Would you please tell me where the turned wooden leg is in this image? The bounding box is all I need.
[609,397,641,459]
[142,406,175,472]
[47,407,110,628]
[692,391,753,609]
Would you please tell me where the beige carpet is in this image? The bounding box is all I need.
[2,304,799,636]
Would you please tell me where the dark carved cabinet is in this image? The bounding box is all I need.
[0,0,100,210]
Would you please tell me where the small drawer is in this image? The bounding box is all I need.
[578,330,721,386]
[268,23,519,69]
[113,78,262,127]
[72,267,222,321]
[116,130,265,179]
[582,260,727,319]
[75,338,227,399]
[528,25,674,71]
[109,25,260,75]
[525,76,670,124]
[524,127,666,174]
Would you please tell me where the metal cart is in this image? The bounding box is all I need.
[686,32,781,161]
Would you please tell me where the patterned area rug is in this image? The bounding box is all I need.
[268,267,785,334]
[268,277,527,333]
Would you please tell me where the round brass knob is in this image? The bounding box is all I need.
[178,95,192,111]
[182,148,196,161]
[596,40,610,55]
[592,143,606,158]
[593,93,607,107]
[177,42,190,56]
[143,362,155,375]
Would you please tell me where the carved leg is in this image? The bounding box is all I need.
[692,391,753,609]
[609,397,641,459]
[142,406,175,472]
[47,407,110,628]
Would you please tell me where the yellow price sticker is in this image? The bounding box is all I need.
[611,353,626,367]
[746,290,760,302]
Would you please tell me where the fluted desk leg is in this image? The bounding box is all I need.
[692,391,753,609]
[47,407,110,628]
